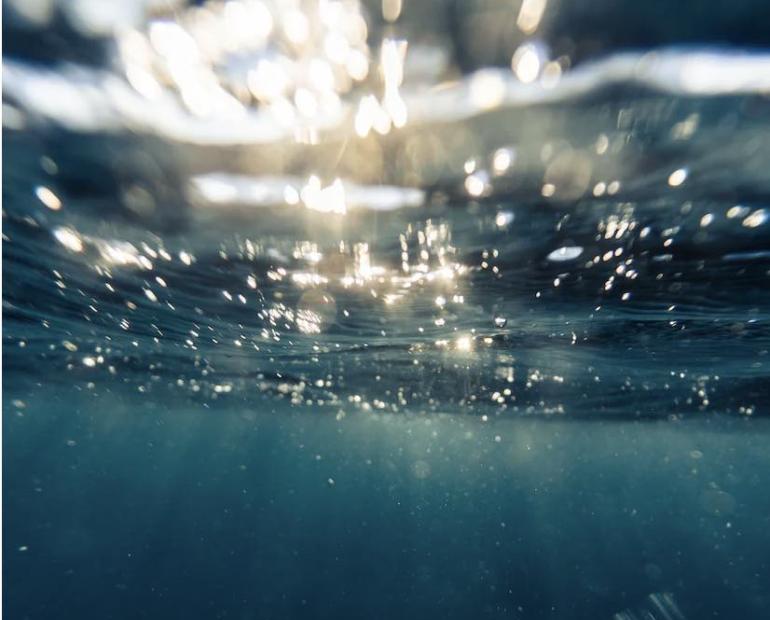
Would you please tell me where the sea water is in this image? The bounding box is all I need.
[4,1,770,618]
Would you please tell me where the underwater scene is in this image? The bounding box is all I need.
[4,1,770,618]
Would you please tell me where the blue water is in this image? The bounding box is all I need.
[4,1,770,618]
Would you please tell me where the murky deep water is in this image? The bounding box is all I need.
[4,0,770,618]
[6,394,770,619]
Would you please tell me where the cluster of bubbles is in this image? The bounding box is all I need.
[4,0,769,421]
[3,162,763,420]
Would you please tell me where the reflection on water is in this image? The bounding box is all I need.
[6,157,770,416]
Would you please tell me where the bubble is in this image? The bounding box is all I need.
[54,227,84,253]
[35,186,61,211]
[727,205,750,219]
[179,251,193,266]
[492,148,516,175]
[595,134,609,154]
[742,209,768,228]
[516,0,547,34]
[667,168,688,187]
[464,170,490,198]
[547,246,583,262]
[495,211,514,227]
[512,43,544,84]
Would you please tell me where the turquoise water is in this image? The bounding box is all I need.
[6,117,770,616]
[6,394,770,619]
[4,1,770,618]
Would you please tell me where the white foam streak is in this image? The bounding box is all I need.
[5,49,770,144]
[190,173,424,212]
[407,50,770,124]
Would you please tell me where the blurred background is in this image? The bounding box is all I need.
[4,0,770,230]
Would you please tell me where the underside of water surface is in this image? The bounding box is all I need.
[4,1,770,619]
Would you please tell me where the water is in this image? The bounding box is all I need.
[4,1,770,618]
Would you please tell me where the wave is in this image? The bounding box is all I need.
[5,48,770,145]
[4,13,770,418]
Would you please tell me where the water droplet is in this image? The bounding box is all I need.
[53,227,84,253]
[464,170,490,197]
[547,246,583,262]
[492,148,516,175]
[742,209,768,228]
[511,42,543,83]
[495,211,514,227]
[667,168,688,187]
[35,186,61,211]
